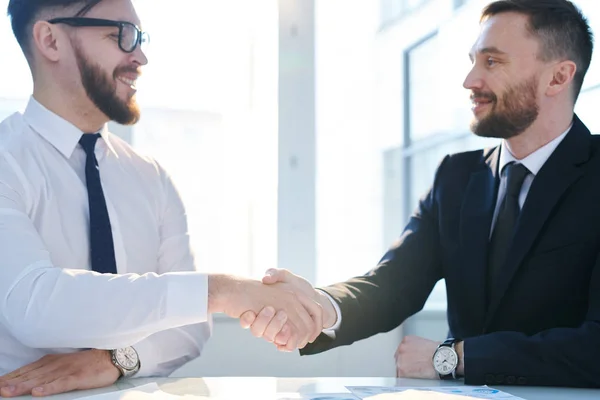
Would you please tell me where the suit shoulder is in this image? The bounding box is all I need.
[438,147,493,173]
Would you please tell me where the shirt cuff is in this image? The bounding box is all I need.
[165,272,208,323]
[316,289,341,338]
[132,335,162,377]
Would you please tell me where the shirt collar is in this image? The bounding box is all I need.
[23,96,117,158]
[498,123,572,176]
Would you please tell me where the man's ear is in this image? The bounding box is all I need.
[546,60,577,97]
[31,21,64,63]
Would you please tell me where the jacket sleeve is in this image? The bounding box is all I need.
[301,156,450,355]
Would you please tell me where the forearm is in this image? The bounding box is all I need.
[322,271,438,345]
[463,321,600,387]
[2,266,208,349]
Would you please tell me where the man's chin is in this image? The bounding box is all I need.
[469,119,496,138]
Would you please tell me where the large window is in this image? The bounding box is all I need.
[380,0,430,27]
[0,0,279,277]
[0,1,31,111]
[402,31,498,308]
[131,0,279,277]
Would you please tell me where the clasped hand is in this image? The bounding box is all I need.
[238,269,335,351]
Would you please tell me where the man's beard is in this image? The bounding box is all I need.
[470,75,539,139]
[74,45,141,126]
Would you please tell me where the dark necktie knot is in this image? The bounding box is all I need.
[79,133,101,155]
[503,162,530,198]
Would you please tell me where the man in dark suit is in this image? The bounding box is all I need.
[241,0,600,388]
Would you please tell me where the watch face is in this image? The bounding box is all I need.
[433,346,458,375]
[115,347,138,370]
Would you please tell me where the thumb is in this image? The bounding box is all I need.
[262,268,287,284]
[239,310,257,329]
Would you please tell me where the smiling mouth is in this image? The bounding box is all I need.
[117,76,137,89]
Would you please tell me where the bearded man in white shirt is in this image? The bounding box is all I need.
[0,0,321,396]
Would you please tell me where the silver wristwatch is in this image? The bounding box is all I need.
[432,338,459,380]
[110,347,140,378]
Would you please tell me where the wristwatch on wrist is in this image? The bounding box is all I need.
[432,338,459,380]
[110,347,140,378]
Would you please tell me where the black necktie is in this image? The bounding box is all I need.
[79,133,118,274]
[487,162,530,304]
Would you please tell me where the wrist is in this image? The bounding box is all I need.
[96,349,121,376]
[456,341,465,376]
[317,291,337,329]
[208,274,233,314]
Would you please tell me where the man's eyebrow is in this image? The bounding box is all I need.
[469,46,507,60]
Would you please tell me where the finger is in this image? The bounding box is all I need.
[239,310,258,329]
[280,329,298,352]
[288,301,314,349]
[294,294,323,343]
[283,331,299,352]
[249,307,276,338]
[2,374,51,398]
[273,323,293,345]
[0,363,57,396]
[262,269,287,284]
[262,310,288,342]
[0,358,47,384]
[31,375,78,397]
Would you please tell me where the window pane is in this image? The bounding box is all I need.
[132,0,279,276]
[407,34,441,141]
[0,1,31,101]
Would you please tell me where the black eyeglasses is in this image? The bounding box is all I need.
[47,17,149,53]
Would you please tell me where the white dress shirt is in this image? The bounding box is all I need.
[324,125,572,333]
[0,97,211,377]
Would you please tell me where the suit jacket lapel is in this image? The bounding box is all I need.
[459,146,500,332]
[484,115,591,326]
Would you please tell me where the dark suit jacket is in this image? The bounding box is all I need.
[301,115,600,388]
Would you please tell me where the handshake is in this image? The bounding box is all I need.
[209,269,338,351]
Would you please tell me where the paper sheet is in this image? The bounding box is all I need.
[75,383,211,400]
[345,386,524,400]
[75,383,360,400]
[275,394,359,400]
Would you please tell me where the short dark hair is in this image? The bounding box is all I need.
[481,0,594,102]
[7,0,102,54]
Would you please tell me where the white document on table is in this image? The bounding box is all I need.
[75,383,211,400]
[75,383,360,400]
[276,394,359,400]
[345,386,524,400]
